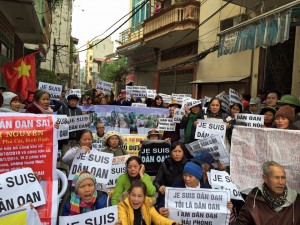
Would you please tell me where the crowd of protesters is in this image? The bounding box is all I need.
[1,86,300,225]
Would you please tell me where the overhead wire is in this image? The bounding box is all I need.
[35,0,59,14]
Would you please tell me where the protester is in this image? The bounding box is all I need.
[249,97,261,114]
[234,161,300,225]
[111,156,156,205]
[278,94,300,129]
[153,141,187,203]
[168,99,181,109]
[111,92,131,106]
[25,90,53,114]
[92,123,105,143]
[180,101,204,144]
[265,91,280,109]
[260,107,276,128]
[62,171,109,215]
[225,103,243,144]
[273,105,299,130]
[99,96,108,105]
[102,130,127,156]
[204,97,225,120]
[151,95,164,108]
[62,129,96,166]
[118,181,181,225]
[162,106,180,142]
[0,92,21,112]
[147,128,162,140]
[241,94,251,112]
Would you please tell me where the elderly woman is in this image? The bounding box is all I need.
[102,131,127,156]
[274,105,299,130]
[25,90,53,114]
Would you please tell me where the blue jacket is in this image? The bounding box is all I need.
[62,191,108,216]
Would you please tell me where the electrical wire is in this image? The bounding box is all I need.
[35,0,59,14]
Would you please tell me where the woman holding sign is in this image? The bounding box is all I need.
[118,180,181,225]
[111,156,156,205]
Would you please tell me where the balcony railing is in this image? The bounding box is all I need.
[119,23,143,46]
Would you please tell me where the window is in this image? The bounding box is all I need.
[89,56,92,61]
[131,0,150,27]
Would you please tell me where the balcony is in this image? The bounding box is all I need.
[143,0,200,49]
[223,0,295,10]
[0,0,51,45]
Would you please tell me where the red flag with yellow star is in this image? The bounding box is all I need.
[1,52,37,100]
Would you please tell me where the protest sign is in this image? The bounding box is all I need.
[92,142,105,151]
[159,93,172,103]
[131,103,147,107]
[96,80,113,93]
[231,126,300,193]
[165,187,230,225]
[68,114,91,132]
[216,92,230,113]
[38,82,62,101]
[0,168,46,212]
[59,205,118,225]
[147,89,157,99]
[229,88,242,105]
[173,108,185,123]
[123,135,147,156]
[209,170,243,201]
[0,114,57,225]
[172,94,192,104]
[69,150,113,184]
[202,96,212,108]
[158,118,176,131]
[67,89,81,98]
[235,113,264,128]
[106,155,130,188]
[54,115,69,140]
[188,135,230,165]
[195,120,226,141]
[181,98,201,109]
[140,140,170,175]
[126,86,147,98]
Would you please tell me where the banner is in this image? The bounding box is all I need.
[54,115,69,140]
[38,82,62,101]
[173,108,185,123]
[208,170,243,201]
[235,113,264,128]
[0,114,57,225]
[96,80,113,93]
[67,89,81,98]
[69,150,113,184]
[181,98,201,109]
[172,94,192,104]
[159,93,172,104]
[216,92,230,113]
[147,89,157,99]
[126,86,147,98]
[106,155,130,188]
[195,120,226,141]
[59,205,118,225]
[131,103,147,107]
[229,88,242,105]
[0,168,46,211]
[158,118,176,131]
[68,114,91,132]
[140,140,170,174]
[123,134,147,156]
[86,105,169,135]
[231,127,300,192]
[188,135,229,165]
[165,187,230,225]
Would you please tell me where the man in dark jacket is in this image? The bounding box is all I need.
[234,161,300,225]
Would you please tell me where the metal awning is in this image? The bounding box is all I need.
[190,76,249,84]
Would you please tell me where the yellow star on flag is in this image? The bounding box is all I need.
[14,60,31,79]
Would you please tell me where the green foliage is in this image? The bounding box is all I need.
[98,57,131,86]
[36,68,60,84]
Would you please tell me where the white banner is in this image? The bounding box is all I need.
[69,150,113,184]
[195,120,226,141]
[92,142,105,151]
[96,80,113,93]
[229,88,242,105]
[131,103,147,107]
[173,108,185,123]
[59,205,118,225]
[181,98,201,109]
[38,82,62,101]
[165,187,230,225]
[68,114,91,132]
[235,113,264,128]
[158,118,176,131]
[67,89,81,99]
[0,168,46,211]
[188,135,229,165]
[126,86,147,98]
[159,93,172,104]
[147,89,157,99]
[209,170,244,201]
[231,126,300,193]
[172,94,192,104]
[216,92,230,113]
[54,115,69,140]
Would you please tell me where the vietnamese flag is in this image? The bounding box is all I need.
[1,52,37,100]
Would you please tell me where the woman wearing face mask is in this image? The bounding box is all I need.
[0,92,21,112]
[102,131,127,156]
[25,89,53,114]
[62,129,96,166]
[118,180,181,225]
[111,156,156,205]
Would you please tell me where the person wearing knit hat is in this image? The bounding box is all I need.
[274,105,298,130]
[102,130,127,156]
[62,170,108,216]
[183,162,203,187]
[249,97,261,114]
[0,92,20,112]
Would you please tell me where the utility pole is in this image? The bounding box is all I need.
[52,38,68,81]
[68,36,73,89]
